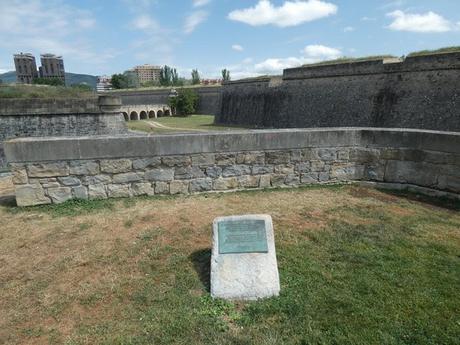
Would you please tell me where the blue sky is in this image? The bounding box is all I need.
[0,0,459,78]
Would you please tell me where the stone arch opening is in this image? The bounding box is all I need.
[157,110,164,117]
[122,112,129,121]
[148,110,156,118]
[164,109,171,116]
[140,111,148,120]
[130,111,139,121]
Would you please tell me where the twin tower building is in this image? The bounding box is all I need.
[13,53,65,84]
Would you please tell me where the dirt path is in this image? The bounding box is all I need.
[148,120,204,132]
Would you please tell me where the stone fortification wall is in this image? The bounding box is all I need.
[0,96,127,170]
[4,128,459,206]
[216,52,460,132]
[113,86,222,115]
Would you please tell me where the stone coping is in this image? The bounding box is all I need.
[5,128,460,164]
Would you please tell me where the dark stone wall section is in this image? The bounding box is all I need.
[216,52,460,132]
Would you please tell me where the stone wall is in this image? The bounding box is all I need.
[112,86,222,115]
[216,52,460,132]
[4,128,459,206]
[0,95,127,170]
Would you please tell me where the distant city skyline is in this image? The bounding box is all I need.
[1,0,460,79]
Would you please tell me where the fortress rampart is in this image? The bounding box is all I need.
[0,95,127,171]
[216,52,460,132]
[4,128,459,206]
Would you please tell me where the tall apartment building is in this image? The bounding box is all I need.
[39,54,65,83]
[14,53,38,84]
[133,64,161,84]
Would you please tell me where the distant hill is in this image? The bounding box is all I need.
[0,71,98,89]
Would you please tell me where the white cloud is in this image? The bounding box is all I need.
[232,44,244,52]
[228,0,337,27]
[230,44,342,76]
[361,16,376,21]
[193,0,211,7]
[387,10,453,33]
[343,26,354,32]
[184,10,208,34]
[302,44,342,59]
[132,14,159,31]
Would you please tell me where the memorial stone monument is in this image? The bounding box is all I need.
[211,214,280,300]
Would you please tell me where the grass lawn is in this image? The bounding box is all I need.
[0,84,95,99]
[127,115,249,134]
[0,185,459,345]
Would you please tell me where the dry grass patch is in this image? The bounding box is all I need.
[0,185,459,344]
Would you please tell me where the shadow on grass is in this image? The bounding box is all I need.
[378,188,460,211]
[190,248,211,292]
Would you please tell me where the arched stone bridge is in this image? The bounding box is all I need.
[120,104,172,121]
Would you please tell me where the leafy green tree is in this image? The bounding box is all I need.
[32,77,65,86]
[221,69,231,82]
[111,74,129,89]
[168,88,199,116]
[160,65,182,86]
[191,69,200,85]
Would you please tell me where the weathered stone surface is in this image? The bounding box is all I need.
[170,180,189,194]
[438,175,460,193]
[274,165,294,174]
[132,182,155,196]
[319,172,330,182]
[315,148,337,161]
[338,150,350,161]
[295,162,310,173]
[349,148,380,163]
[15,184,51,206]
[384,161,437,187]
[266,151,290,164]
[88,184,107,199]
[100,159,132,173]
[237,175,260,188]
[211,215,280,300]
[252,165,274,175]
[72,186,88,200]
[206,166,222,178]
[216,153,236,165]
[310,161,327,172]
[301,173,319,184]
[112,172,142,184]
[330,164,365,181]
[69,161,99,175]
[213,177,238,191]
[41,181,61,188]
[190,178,212,192]
[365,164,385,181]
[107,184,131,198]
[28,162,69,178]
[162,155,191,167]
[236,152,265,165]
[155,182,170,194]
[259,175,271,188]
[175,166,205,180]
[83,174,111,185]
[145,168,174,181]
[48,187,72,204]
[271,174,287,187]
[191,154,215,166]
[58,176,81,186]
[11,165,28,184]
[284,174,300,186]
[222,165,251,177]
[290,150,303,163]
[132,157,161,170]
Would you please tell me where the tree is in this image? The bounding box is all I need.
[123,70,139,88]
[191,69,200,85]
[222,69,231,82]
[32,77,65,86]
[160,65,182,86]
[168,88,199,116]
[111,74,129,89]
